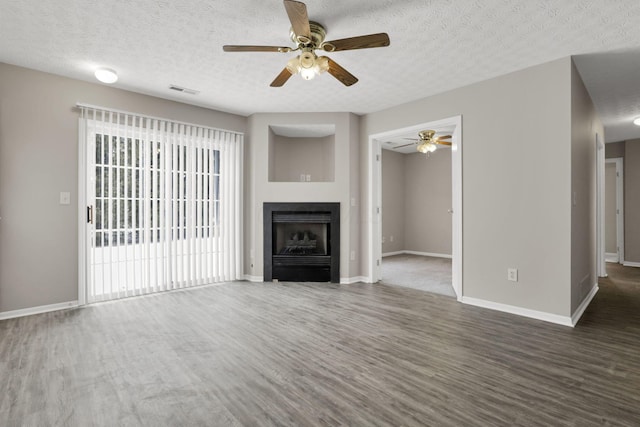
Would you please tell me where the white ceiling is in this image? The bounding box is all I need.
[2,0,640,142]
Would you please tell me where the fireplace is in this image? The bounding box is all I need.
[264,203,340,282]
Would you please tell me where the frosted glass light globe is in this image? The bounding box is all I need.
[95,68,118,84]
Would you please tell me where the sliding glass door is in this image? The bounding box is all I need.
[80,108,243,303]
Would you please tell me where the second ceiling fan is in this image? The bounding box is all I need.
[395,130,452,154]
[223,0,390,87]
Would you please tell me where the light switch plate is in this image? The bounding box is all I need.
[59,191,71,205]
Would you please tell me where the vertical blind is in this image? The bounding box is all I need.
[79,105,243,302]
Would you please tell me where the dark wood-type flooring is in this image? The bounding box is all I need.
[1,265,640,426]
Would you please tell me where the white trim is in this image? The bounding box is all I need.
[340,276,367,284]
[368,115,463,300]
[404,250,452,259]
[605,252,619,263]
[368,138,382,283]
[571,284,599,326]
[601,156,624,275]
[78,117,88,306]
[0,301,79,321]
[383,250,452,259]
[382,251,404,257]
[596,134,606,277]
[461,296,573,327]
[608,158,625,264]
[622,261,640,268]
[244,275,264,282]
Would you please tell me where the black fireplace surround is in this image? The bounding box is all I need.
[264,202,340,283]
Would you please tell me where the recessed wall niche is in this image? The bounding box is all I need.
[268,124,335,182]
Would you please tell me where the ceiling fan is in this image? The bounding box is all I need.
[394,130,452,153]
[222,0,390,87]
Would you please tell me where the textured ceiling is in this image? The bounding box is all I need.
[2,0,640,141]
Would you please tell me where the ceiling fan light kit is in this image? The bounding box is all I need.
[634,117,640,126]
[286,50,329,80]
[417,141,437,154]
[222,0,390,87]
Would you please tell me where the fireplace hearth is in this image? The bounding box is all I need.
[264,203,340,282]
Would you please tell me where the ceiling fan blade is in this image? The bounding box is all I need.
[435,141,452,146]
[284,0,311,41]
[323,33,390,52]
[326,58,358,86]
[270,68,293,87]
[393,142,417,149]
[223,45,291,53]
[403,138,419,141]
[435,135,452,140]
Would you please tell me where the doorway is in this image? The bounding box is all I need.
[367,116,462,299]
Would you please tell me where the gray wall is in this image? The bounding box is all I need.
[625,139,640,263]
[570,60,603,313]
[362,57,575,316]
[606,142,625,159]
[381,150,405,253]
[245,112,360,281]
[404,150,452,255]
[269,135,335,182]
[0,62,246,312]
[381,149,452,256]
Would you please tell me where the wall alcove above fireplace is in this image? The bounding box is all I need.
[264,202,340,283]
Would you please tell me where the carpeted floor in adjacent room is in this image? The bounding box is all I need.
[380,253,454,297]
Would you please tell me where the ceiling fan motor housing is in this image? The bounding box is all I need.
[290,21,327,48]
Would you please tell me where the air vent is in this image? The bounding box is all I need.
[169,84,200,95]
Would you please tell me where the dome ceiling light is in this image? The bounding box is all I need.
[94,68,118,84]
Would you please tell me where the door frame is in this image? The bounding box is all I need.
[367,115,463,299]
[77,118,89,306]
[596,134,606,276]
[605,157,624,264]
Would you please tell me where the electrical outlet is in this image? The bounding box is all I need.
[507,268,518,282]
[306,174,311,182]
[300,174,306,182]
[350,250,356,261]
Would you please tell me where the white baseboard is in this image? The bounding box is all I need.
[605,253,619,263]
[405,251,452,259]
[622,261,640,268]
[340,276,367,284]
[571,284,599,326]
[244,275,264,282]
[0,300,79,321]
[461,296,573,327]
[382,251,404,257]
[382,250,452,259]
